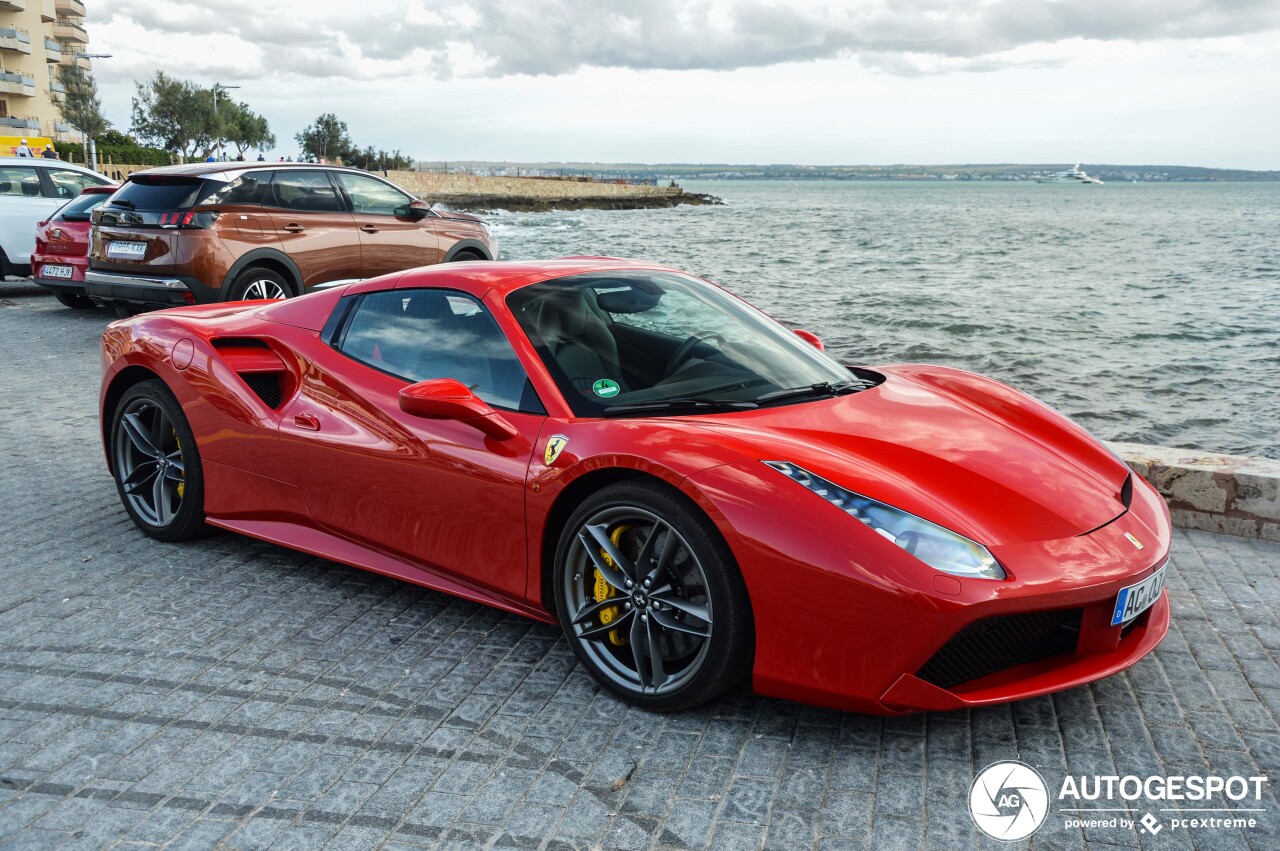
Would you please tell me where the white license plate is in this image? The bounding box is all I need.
[106,240,147,259]
[1111,564,1167,626]
[41,264,74,279]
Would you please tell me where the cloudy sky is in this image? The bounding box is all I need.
[87,0,1280,168]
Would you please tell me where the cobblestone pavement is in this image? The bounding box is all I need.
[2,282,1279,850]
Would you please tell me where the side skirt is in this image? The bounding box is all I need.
[206,516,557,625]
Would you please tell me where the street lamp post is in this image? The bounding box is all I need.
[211,83,240,162]
[73,52,111,172]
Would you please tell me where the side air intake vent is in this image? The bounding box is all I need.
[212,338,292,410]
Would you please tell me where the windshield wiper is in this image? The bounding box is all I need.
[755,380,862,406]
[602,397,759,416]
[108,198,135,210]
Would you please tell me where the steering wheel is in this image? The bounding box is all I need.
[664,331,726,378]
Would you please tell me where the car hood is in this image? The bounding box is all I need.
[682,365,1130,546]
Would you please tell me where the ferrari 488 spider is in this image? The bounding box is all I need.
[99,257,1171,713]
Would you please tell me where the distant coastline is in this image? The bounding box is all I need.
[418,161,1280,183]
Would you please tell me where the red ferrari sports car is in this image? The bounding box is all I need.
[99,258,1171,714]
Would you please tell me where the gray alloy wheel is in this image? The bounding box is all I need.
[109,381,208,542]
[228,267,290,301]
[554,481,753,711]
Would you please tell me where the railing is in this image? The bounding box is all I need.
[52,19,87,42]
[56,0,86,15]
[49,79,65,93]
[0,115,42,129]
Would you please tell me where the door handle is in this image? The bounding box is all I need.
[360,224,380,234]
[293,412,320,431]
[282,223,305,233]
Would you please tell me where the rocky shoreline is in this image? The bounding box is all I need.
[430,190,722,213]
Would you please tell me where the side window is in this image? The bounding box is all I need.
[0,166,42,197]
[45,168,105,199]
[337,289,541,413]
[198,172,272,206]
[335,172,410,215]
[266,170,343,213]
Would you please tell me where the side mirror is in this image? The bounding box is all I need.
[793,329,825,352]
[397,199,432,220]
[398,378,518,441]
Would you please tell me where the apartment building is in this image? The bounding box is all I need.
[0,0,92,144]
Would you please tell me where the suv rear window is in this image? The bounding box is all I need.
[107,176,207,211]
[54,191,112,222]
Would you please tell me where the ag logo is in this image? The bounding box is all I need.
[544,434,569,466]
[969,760,1049,841]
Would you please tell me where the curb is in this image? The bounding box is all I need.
[1112,442,1280,542]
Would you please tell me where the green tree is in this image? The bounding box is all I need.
[221,100,275,157]
[130,72,216,160]
[58,65,110,141]
[295,113,352,162]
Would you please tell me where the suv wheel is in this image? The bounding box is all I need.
[227,267,290,301]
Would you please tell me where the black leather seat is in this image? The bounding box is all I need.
[530,290,626,396]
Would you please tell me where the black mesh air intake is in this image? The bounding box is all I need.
[916,608,1083,690]
[241,372,282,409]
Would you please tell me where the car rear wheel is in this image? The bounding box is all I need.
[53,291,97,310]
[109,381,207,542]
[553,480,753,711]
[227,267,290,301]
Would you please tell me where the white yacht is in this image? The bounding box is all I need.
[1036,164,1103,184]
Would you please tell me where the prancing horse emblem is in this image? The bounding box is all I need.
[1124,532,1144,550]
[544,435,569,466]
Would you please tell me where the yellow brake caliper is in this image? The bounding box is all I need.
[173,430,184,499]
[594,525,633,646]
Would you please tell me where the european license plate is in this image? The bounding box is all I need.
[1111,565,1167,626]
[41,264,73,279]
[106,240,147,259]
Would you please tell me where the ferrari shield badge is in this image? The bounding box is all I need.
[544,434,569,466]
[1124,532,1144,550]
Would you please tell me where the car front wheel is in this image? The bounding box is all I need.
[553,480,753,711]
[109,380,207,541]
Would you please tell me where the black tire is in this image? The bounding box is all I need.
[553,480,753,711]
[113,304,142,319]
[226,267,291,301]
[109,380,208,542]
[54,291,97,310]
[449,250,485,262]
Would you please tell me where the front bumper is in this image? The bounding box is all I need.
[85,270,200,308]
[685,461,1174,715]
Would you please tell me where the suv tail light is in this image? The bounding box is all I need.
[158,211,219,229]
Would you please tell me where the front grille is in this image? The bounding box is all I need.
[916,608,1083,690]
[241,372,282,408]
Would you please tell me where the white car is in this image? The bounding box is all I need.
[0,157,114,278]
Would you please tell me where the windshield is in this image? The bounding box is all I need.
[53,190,112,222]
[506,271,854,417]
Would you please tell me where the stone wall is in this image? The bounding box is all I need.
[1113,442,1280,541]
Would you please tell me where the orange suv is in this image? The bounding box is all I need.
[85,163,496,310]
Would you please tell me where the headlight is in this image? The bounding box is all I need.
[764,461,1005,580]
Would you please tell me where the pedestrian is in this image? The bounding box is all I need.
[41,145,59,160]
[257,153,265,161]
[14,138,33,157]
[205,153,217,162]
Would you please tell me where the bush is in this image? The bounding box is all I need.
[56,142,172,167]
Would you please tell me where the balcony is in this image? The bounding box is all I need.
[0,26,33,54]
[49,78,65,93]
[0,1,27,14]
[55,0,84,14]
[0,71,36,97]
[0,115,42,130]
[41,0,54,23]
[50,121,74,142]
[59,49,89,69]
[44,36,60,62]
[52,19,87,44]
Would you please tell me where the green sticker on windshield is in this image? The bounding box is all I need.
[592,379,620,398]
